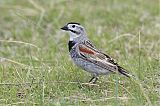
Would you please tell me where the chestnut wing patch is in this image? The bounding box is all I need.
[78,43,117,72]
[79,46,95,55]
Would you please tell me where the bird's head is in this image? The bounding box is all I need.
[61,22,88,41]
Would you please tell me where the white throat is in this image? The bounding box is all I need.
[69,32,80,41]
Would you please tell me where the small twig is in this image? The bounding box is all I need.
[28,0,44,12]
[0,40,40,49]
[108,33,135,43]
[0,81,100,86]
[0,57,28,67]
[64,96,134,102]
[28,0,45,28]
[137,29,152,106]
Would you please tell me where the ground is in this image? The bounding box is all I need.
[0,0,159,105]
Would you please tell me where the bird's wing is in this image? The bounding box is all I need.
[77,40,132,77]
[77,40,118,73]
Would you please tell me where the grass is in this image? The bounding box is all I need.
[0,0,159,105]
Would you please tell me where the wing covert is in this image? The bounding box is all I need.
[77,41,117,72]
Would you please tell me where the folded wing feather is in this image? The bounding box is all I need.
[77,41,117,72]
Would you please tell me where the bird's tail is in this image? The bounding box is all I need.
[117,66,133,78]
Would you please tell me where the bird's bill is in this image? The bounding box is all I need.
[61,25,69,31]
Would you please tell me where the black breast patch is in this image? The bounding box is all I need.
[68,41,76,52]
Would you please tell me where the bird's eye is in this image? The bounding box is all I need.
[72,25,75,28]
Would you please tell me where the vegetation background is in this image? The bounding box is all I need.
[0,0,159,105]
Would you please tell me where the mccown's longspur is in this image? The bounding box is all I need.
[61,22,132,83]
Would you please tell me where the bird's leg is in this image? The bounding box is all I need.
[89,76,95,83]
[89,74,99,84]
[92,77,98,84]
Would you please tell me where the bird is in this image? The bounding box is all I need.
[61,22,132,83]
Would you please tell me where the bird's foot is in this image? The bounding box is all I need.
[89,77,98,84]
